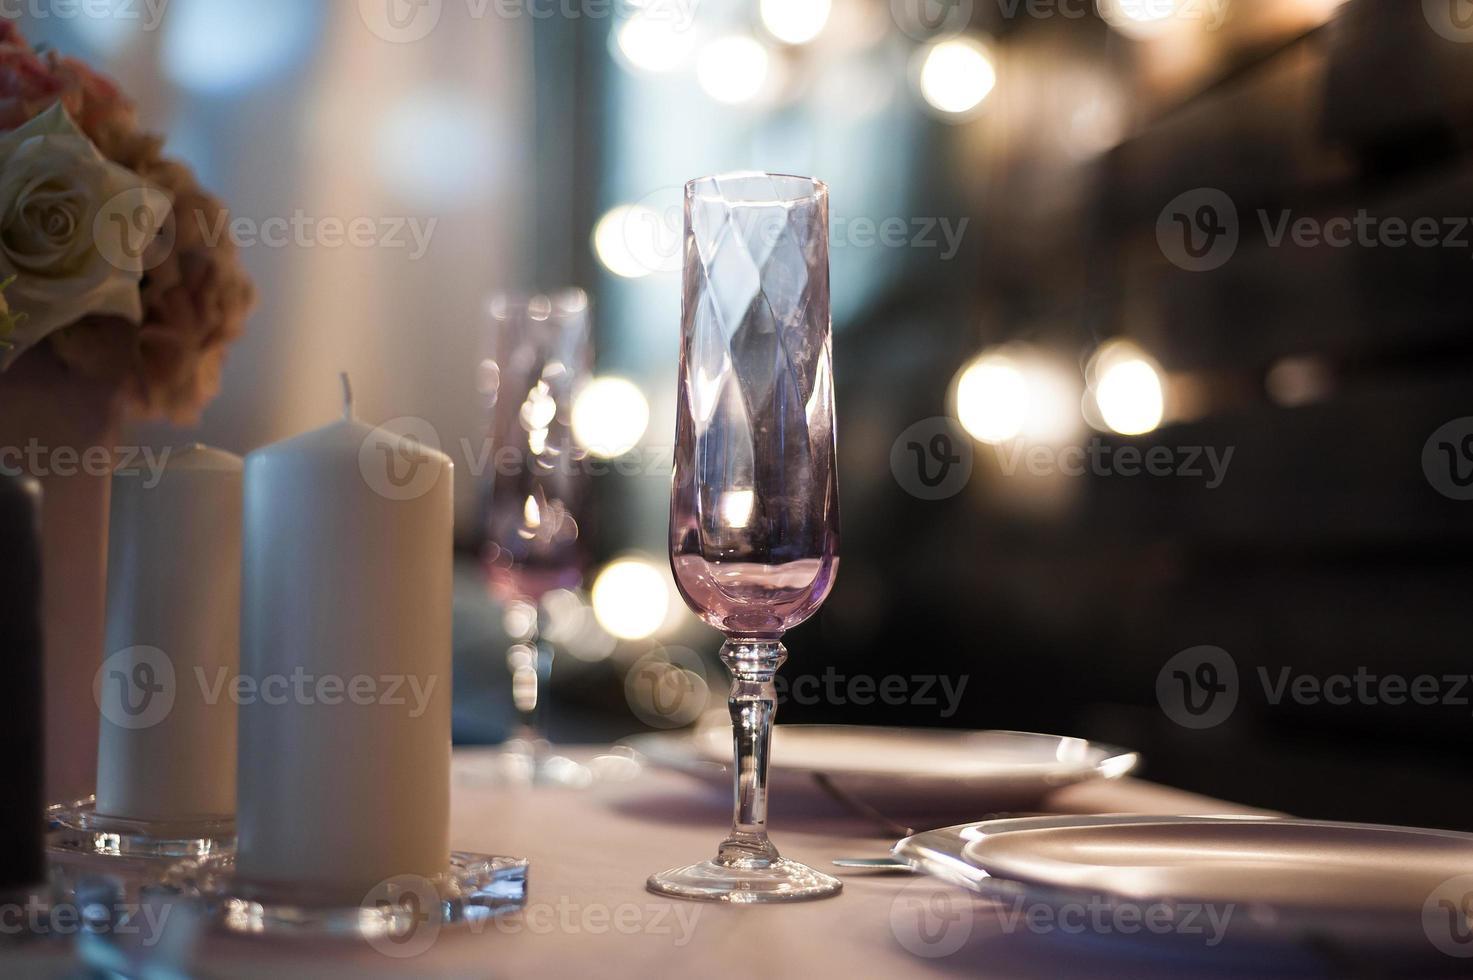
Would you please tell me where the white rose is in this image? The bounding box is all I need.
[0,102,171,371]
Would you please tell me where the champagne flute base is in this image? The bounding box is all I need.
[647,856,842,904]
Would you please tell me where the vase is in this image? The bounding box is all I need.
[0,346,123,803]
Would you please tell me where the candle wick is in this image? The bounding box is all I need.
[340,372,354,421]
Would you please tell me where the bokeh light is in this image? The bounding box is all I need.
[954,349,1080,446]
[697,36,771,105]
[593,205,661,279]
[572,377,651,459]
[760,0,832,45]
[161,0,319,95]
[614,11,696,74]
[1097,0,1186,40]
[1086,341,1166,436]
[591,559,671,641]
[375,90,499,209]
[954,354,1029,445]
[918,37,997,116]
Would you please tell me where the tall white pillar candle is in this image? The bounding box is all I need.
[237,382,453,899]
[97,445,242,823]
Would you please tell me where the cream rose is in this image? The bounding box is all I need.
[0,102,171,371]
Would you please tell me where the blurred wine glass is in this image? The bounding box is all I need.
[648,173,842,903]
[477,289,592,786]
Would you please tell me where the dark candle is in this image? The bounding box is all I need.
[0,473,44,892]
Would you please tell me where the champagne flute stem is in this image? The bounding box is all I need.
[716,639,786,868]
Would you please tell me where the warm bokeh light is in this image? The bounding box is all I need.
[1097,0,1189,40]
[572,377,651,459]
[720,489,756,528]
[918,38,997,116]
[542,589,617,663]
[697,36,771,105]
[954,349,1080,446]
[1087,341,1166,436]
[614,11,695,73]
[954,354,1029,445]
[593,205,659,279]
[591,559,670,641]
[760,0,832,45]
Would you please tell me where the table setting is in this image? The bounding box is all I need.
[2,7,1472,979]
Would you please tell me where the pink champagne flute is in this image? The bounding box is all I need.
[648,173,841,903]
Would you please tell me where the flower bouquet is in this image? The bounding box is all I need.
[0,22,254,800]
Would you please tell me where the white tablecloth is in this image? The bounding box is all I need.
[10,747,1296,979]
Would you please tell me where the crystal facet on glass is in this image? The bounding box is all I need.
[650,172,841,903]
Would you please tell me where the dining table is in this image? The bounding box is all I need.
[7,745,1419,979]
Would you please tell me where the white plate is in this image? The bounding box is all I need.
[625,726,1139,808]
[895,814,1473,961]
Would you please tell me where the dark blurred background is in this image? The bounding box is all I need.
[17,0,1471,830]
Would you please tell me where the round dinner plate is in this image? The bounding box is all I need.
[895,814,1473,961]
[625,725,1139,808]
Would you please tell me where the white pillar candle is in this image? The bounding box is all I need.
[237,380,453,899]
[97,445,242,824]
